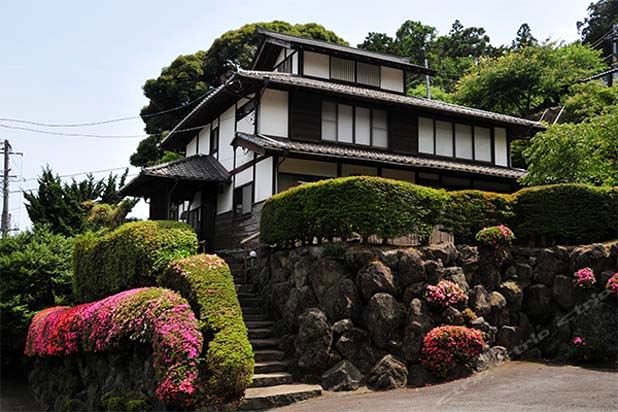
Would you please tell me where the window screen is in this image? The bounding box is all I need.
[330,57,355,82]
[455,124,473,160]
[371,109,388,148]
[321,101,337,141]
[474,126,492,162]
[357,62,380,87]
[233,184,253,216]
[337,104,354,143]
[435,120,453,157]
[418,117,434,154]
[355,107,371,145]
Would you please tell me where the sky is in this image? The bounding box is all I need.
[0,0,593,232]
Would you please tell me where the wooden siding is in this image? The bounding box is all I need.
[213,202,264,251]
[389,110,418,154]
[289,90,322,141]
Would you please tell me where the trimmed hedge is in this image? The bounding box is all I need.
[261,178,617,247]
[73,221,198,302]
[261,176,448,245]
[441,190,513,244]
[159,254,253,405]
[512,184,617,245]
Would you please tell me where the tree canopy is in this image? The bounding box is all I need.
[131,21,346,167]
[577,0,618,47]
[521,107,618,186]
[24,168,135,236]
[454,43,607,117]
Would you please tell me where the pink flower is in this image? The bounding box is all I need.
[572,336,586,346]
[606,273,618,297]
[574,267,596,289]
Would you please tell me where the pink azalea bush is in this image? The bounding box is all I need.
[425,280,468,308]
[574,267,596,288]
[475,224,515,247]
[606,273,618,297]
[24,288,202,409]
[421,326,485,378]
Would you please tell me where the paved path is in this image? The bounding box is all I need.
[278,362,618,412]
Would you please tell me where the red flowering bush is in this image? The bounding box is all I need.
[475,224,515,247]
[574,267,596,289]
[421,326,485,378]
[425,280,468,308]
[606,273,618,297]
[24,288,202,409]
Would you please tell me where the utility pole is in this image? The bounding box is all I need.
[424,58,431,100]
[1,140,11,237]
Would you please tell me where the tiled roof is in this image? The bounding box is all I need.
[237,70,544,129]
[255,28,433,74]
[141,154,230,181]
[118,155,230,196]
[235,132,526,180]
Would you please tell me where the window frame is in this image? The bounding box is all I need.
[233,182,253,217]
[321,99,389,149]
[209,125,219,156]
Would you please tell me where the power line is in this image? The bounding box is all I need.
[21,166,131,182]
[0,89,215,128]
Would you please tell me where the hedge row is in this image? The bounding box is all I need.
[261,176,448,246]
[260,177,617,246]
[159,254,253,404]
[73,221,198,302]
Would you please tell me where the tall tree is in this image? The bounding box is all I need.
[132,21,346,167]
[577,0,618,49]
[511,23,538,49]
[358,32,397,54]
[454,43,606,117]
[24,168,134,236]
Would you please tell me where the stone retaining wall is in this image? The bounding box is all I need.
[255,241,618,390]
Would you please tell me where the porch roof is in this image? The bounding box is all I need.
[118,154,230,197]
[233,132,527,180]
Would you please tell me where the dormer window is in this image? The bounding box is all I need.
[330,57,355,82]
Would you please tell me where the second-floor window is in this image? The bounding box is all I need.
[329,57,381,87]
[321,101,388,148]
[210,125,219,156]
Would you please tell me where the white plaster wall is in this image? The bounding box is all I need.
[217,184,233,214]
[275,49,286,66]
[303,51,330,78]
[279,158,337,177]
[189,191,202,210]
[234,167,253,188]
[494,127,508,166]
[219,106,235,170]
[255,157,273,202]
[380,66,404,93]
[197,123,211,155]
[235,146,254,168]
[258,88,288,138]
[185,135,198,156]
[292,51,299,74]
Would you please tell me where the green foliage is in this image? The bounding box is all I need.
[24,167,134,236]
[567,301,618,364]
[454,43,607,117]
[132,21,346,166]
[73,221,197,302]
[522,108,618,186]
[260,176,448,246]
[441,190,514,244]
[408,83,455,103]
[159,254,253,404]
[577,0,618,53]
[0,226,73,377]
[511,184,617,245]
[475,225,515,247]
[562,82,618,123]
[511,23,538,50]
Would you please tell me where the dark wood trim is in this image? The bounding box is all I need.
[229,154,269,175]
[252,153,256,204]
[490,126,496,165]
[336,161,342,177]
[298,48,304,75]
[272,154,278,194]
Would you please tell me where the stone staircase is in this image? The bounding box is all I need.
[235,281,322,410]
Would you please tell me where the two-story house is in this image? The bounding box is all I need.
[119,28,544,251]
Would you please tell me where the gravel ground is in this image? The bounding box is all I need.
[278,361,618,412]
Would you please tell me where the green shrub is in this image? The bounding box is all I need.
[0,225,73,378]
[73,220,197,302]
[475,225,515,247]
[261,176,448,245]
[511,184,617,245]
[159,254,253,405]
[441,190,514,244]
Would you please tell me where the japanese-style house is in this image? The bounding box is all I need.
[119,28,544,251]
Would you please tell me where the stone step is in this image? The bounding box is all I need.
[243,313,268,322]
[238,297,261,307]
[248,328,272,339]
[245,320,274,329]
[242,306,263,315]
[254,349,285,362]
[250,338,280,349]
[249,372,293,388]
[235,284,254,294]
[240,384,322,410]
[253,360,288,374]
